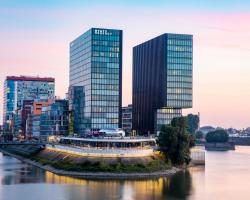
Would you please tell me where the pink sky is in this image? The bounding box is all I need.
[0,6,250,128]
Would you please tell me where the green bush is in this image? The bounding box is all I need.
[158,117,193,166]
[206,129,229,143]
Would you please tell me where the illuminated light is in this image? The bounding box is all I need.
[46,146,154,158]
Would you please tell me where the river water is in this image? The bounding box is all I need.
[1,146,250,200]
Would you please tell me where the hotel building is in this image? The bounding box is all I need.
[132,33,193,134]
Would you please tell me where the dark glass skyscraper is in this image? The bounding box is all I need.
[69,28,122,134]
[133,33,193,134]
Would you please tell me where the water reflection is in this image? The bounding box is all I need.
[162,171,192,199]
[44,170,193,200]
[0,152,193,200]
[2,146,250,200]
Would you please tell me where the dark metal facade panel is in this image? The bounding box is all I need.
[132,35,167,134]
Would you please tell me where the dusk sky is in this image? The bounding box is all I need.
[1,0,250,128]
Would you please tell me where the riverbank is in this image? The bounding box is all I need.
[205,142,235,151]
[0,149,181,180]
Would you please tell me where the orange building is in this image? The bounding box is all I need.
[33,99,53,115]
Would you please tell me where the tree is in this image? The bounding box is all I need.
[157,117,194,166]
[195,131,203,140]
[206,129,229,143]
[187,114,199,134]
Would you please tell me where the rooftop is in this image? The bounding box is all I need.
[6,76,55,82]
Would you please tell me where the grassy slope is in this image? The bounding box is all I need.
[3,146,171,173]
[32,156,171,173]
[32,149,171,173]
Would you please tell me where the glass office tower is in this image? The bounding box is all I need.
[69,28,122,134]
[133,33,193,134]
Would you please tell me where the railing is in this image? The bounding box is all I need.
[46,144,154,157]
[0,141,45,145]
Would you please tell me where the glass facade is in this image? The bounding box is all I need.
[40,100,69,136]
[69,86,86,133]
[122,104,132,134]
[155,108,182,132]
[166,34,193,108]
[3,76,55,134]
[69,28,122,134]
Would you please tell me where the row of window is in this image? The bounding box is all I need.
[168,69,192,76]
[16,81,54,87]
[167,51,192,58]
[157,108,182,114]
[168,46,192,52]
[70,41,91,56]
[92,34,120,42]
[92,57,119,63]
[156,119,173,126]
[91,112,118,118]
[167,88,192,94]
[92,106,119,113]
[70,72,91,83]
[69,77,91,87]
[92,95,119,101]
[166,100,192,108]
[91,118,118,124]
[70,58,91,70]
[167,76,192,82]
[168,34,192,40]
[70,46,91,60]
[70,69,91,81]
[70,52,91,65]
[122,119,132,123]
[92,90,119,95]
[92,45,120,52]
[167,39,192,46]
[92,73,119,80]
[167,58,192,64]
[122,124,132,129]
[168,63,192,70]
[92,40,120,47]
[70,64,91,76]
[92,62,119,69]
[92,100,119,106]
[92,84,119,90]
[92,123,119,129]
[122,113,132,118]
[92,78,119,84]
[157,113,182,121]
[167,94,192,100]
[92,67,119,74]
[92,51,119,58]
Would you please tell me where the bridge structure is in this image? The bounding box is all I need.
[0,141,46,146]
[0,141,46,156]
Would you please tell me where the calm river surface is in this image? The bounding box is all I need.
[1,146,250,200]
